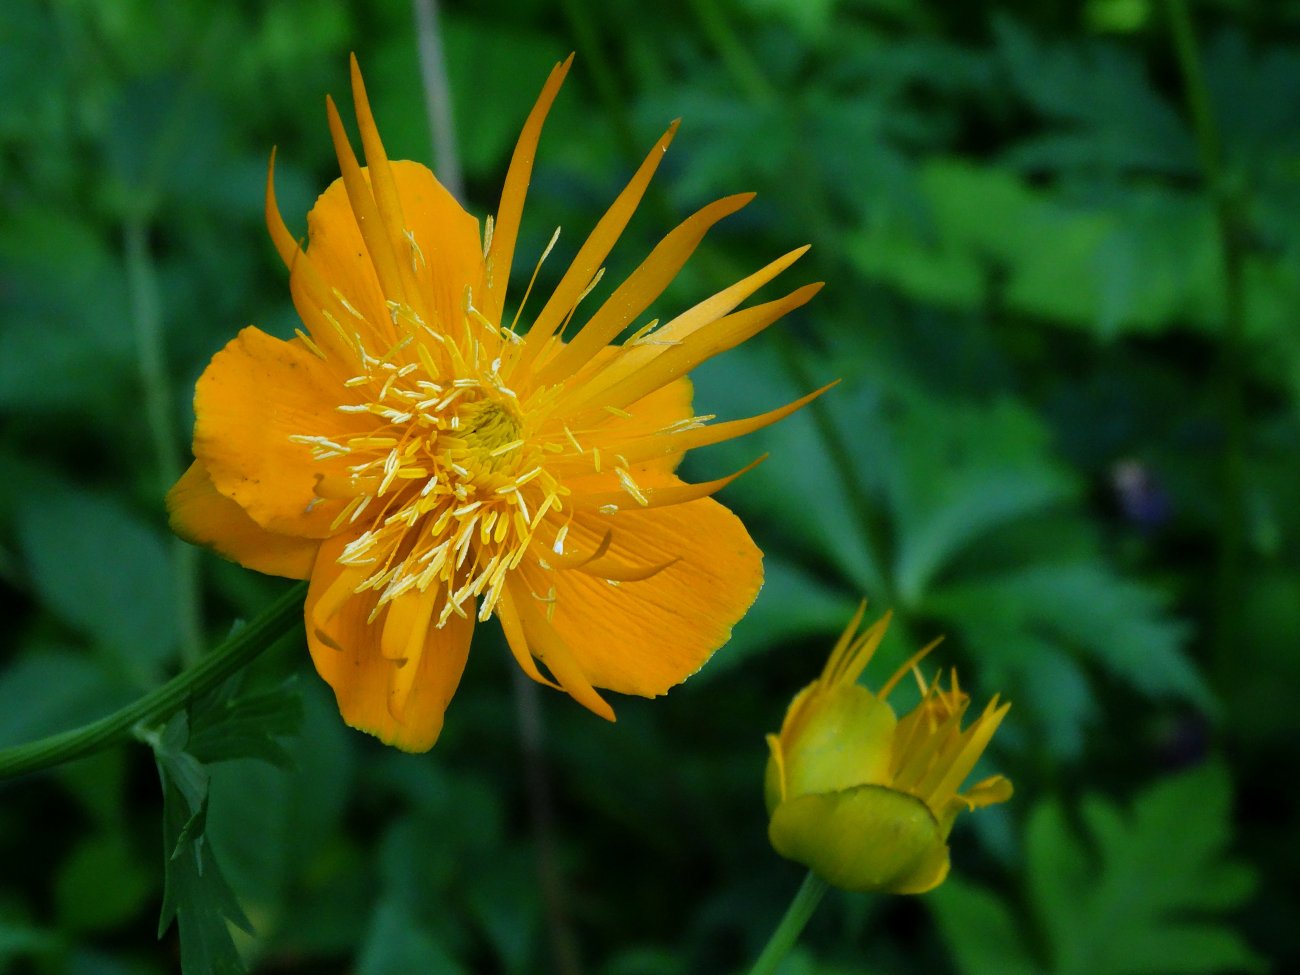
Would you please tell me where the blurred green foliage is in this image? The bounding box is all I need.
[2,0,1297,972]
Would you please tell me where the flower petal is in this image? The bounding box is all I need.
[390,160,486,335]
[547,370,694,478]
[510,121,679,377]
[504,578,615,721]
[306,532,473,752]
[520,496,762,696]
[779,683,897,800]
[484,55,573,328]
[194,326,359,536]
[534,193,754,387]
[166,460,319,579]
[769,785,951,894]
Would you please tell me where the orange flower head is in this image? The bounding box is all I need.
[765,604,1012,893]
[167,56,831,750]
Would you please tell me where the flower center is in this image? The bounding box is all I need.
[453,398,524,477]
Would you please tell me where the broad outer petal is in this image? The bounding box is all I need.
[167,459,319,579]
[769,785,951,894]
[305,532,473,751]
[523,496,763,696]
[194,326,359,537]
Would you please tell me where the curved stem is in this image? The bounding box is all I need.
[0,582,306,781]
[747,872,831,975]
[1166,0,1247,684]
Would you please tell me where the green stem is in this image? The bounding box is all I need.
[1166,0,1247,684]
[411,0,463,200]
[124,218,205,667]
[747,872,831,975]
[686,0,776,106]
[0,583,306,781]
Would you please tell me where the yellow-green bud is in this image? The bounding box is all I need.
[764,604,1012,894]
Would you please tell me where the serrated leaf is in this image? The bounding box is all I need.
[935,765,1262,975]
[1036,765,1262,975]
[151,713,251,975]
[878,395,1077,604]
[930,877,1038,975]
[993,15,1196,175]
[188,677,304,769]
[925,562,1208,718]
[147,675,303,975]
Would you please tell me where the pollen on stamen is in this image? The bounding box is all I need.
[403,228,426,270]
[333,290,368,322]
[626,319,661,345]
[295,328,327,359]
[615,468,649,506]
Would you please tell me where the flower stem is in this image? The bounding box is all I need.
[1165,0,1247,684]
[411,0,463,201]
[0,582,306,781]
[747,872,830,975]
[124,217,205,668]
[686,0,776,106]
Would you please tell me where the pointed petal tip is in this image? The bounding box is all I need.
[721,191,758,210]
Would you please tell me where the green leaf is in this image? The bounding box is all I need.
[147,676,304,975]
[878,396,1077,605]
[0,916,61,963]
[925,562,1208,728]
[204,682,356,941]
[15,483,179,684]
[355,900,467,975]
[993,15,1196,174]
[930,877,1039,975]
[152,712,251,975]
[1034,764,1263,975]
[188,678,304,769]
[0,210,134,414]
[935,765,1263,975]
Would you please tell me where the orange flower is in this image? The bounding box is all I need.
[167,56,830,751]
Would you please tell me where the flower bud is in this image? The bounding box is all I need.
[765,604,1011,894]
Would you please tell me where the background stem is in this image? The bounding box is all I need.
[1166,0,1247,685]
[412,0,464,200]
[124,218,205,667]
[410,8,583,973]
